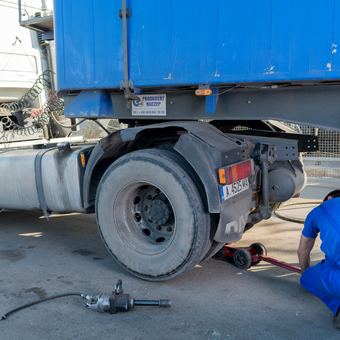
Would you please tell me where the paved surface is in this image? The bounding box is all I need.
[1,178,340,339]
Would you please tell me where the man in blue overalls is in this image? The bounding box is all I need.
[298,190,340,329]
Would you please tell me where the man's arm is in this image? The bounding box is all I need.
[297,235,316,272]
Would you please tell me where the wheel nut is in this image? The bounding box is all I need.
[167,227,172,232]
[155,189,160,194]
[147,195,152,200]
[144,206,148,211]
[156,226,162,230]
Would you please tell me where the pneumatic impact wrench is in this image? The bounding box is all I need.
[83,280,171,314]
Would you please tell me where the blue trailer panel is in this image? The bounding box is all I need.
[54,0,340,91]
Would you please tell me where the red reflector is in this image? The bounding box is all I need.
[220,159,254,185]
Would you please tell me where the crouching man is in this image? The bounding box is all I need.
[298,190,340,328]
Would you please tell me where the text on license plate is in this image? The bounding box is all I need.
[220,178,249,202]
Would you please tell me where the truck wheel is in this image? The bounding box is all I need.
[233,248,252,269]
[95,149,212,281]
[200,241,224,263]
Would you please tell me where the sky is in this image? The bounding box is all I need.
[0,1,53,84]
[0,0,53,49]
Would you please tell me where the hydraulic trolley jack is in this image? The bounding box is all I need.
[214,243,302,274]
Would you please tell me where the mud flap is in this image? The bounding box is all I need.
[213,189,252,243]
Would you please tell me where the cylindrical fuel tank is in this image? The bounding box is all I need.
[0,143,95,213]
[268,160,307,203]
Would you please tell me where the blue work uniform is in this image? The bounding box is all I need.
[300,197,340,315]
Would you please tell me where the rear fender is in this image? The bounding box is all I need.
[83,121,247,213]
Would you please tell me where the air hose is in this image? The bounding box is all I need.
[0,293,82,321]
[0,71,67,139]
[274,201,322,224]
[49,111,86,128]
[0,71,52,115]
[0,70,110,140]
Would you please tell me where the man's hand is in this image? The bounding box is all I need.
[297,235,316,272]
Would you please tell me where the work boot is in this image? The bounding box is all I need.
[333,307,340,329]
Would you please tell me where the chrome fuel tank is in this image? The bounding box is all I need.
[0,143,95,213]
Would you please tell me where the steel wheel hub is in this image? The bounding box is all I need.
[147,198,170,225]
[114,182,176,255]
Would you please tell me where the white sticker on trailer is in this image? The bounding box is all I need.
[132,94,166,116]
[220,178,250,202]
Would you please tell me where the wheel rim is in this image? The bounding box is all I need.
[114,181,176,255]
[234,252,247,267]
[251,243,267,256]
[233,250,251,269]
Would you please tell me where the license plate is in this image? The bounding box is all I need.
[220,178,249,202]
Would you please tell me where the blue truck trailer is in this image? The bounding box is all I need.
[1,0,337,280]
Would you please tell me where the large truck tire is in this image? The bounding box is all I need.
[200,241,225,263]
[95,148,213,281]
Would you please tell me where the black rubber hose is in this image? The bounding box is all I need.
[50,111,86,128]
[274,201,322,224]
[92,119,110,135]
[0,293,82,321]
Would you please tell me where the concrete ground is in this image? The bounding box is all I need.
[1,178,340,339]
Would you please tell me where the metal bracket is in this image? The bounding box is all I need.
[254,142,277,165]
[259,154,271,220]
[65,90,115,118]
[227,130,318,153]
[119,80,135,91]
[198,84,211,90]
[35,148,54,219]
[119,1,139,108]
[196,85,220,114]
[231,134,299,161]
[206,88,220,114]
[119,8,131,19]
[253,143,275,220]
